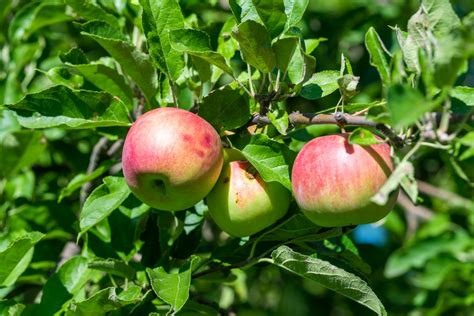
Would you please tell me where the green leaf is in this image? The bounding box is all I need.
[88,259,136,279]
[338,74,359,100]
[80,177,131,235]
[36,256,91,315]
[5,85,131,129]
[304,38,327,54]
[232,20,276,73]
[8,2,72,43]
[146,259,195,313]
[387,84,433,129]
[349,128,382,145]
[77,21,158,102]
[365,27,391,86]
[66,286,142,316]
[229,0,262,24]
[259,214,344,242]
[371,161,412,206]
[199,86,250,130]
[252,0,287,38]
[0,130,47,178]
[0,300,25,315]
[451,86,474,106]
[68,63,135,109]
[400,165,418,203]
[385,231,470,278]
[272,246,387,316]
[43,67,84,89]
[268,108,289,135]
[0,231,44,287]
[59,47,90,65]
[217,19,239,60]
[284,0,309,30]
[66,285,141,316]
[139,0,185,81]
[169,29,233,75]
[300,70,339,100]
[65,0,121,29]
[59,162,113,202]
[398,0,462,74]
[240,134,294,190]
[272,37,299,72]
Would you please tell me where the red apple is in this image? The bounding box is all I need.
[206,150,291,237]
[291,133,397,227]
[122,107,223,211]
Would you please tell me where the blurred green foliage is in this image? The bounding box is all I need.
[0,0,473,315]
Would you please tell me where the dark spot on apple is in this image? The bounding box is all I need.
[195,150,205,157]
[202,133,212,147]
[154,179,166,195]
[182,134,193,143]
[223,177,230,184]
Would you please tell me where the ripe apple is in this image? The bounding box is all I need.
[122,107,223,211]
[206,150,291,237]
[291,133,397,227]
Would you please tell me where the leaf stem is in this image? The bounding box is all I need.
[247,64,255,96]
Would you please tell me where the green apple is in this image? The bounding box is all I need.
[206,150,291,237]
[122,107,223,211]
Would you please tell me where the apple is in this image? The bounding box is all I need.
[291,133,397,227]
[122,107,223,211]
[206,150,291,237]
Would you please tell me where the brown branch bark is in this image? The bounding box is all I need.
[252,112,405,148]
[417,180,473,209]
[80,137,109,205]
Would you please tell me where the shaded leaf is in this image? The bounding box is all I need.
[65,0,121,29]
[252,0,287,38]
[36,257,91,315]
[59,162,113,202]
[8,2,72,43]
[199,86,250,130]
[66,286,141,316]
[272,246,387,316]
[0,130,47,178]
[232,20,275,73]
[5,85,130,129]
[385,231,470,278]
[68,63,135,108]
[77,21,158,102]
[169,29,233,75]
[387,84,433,129]
[272,37,299,73]
[88,258,136,279]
